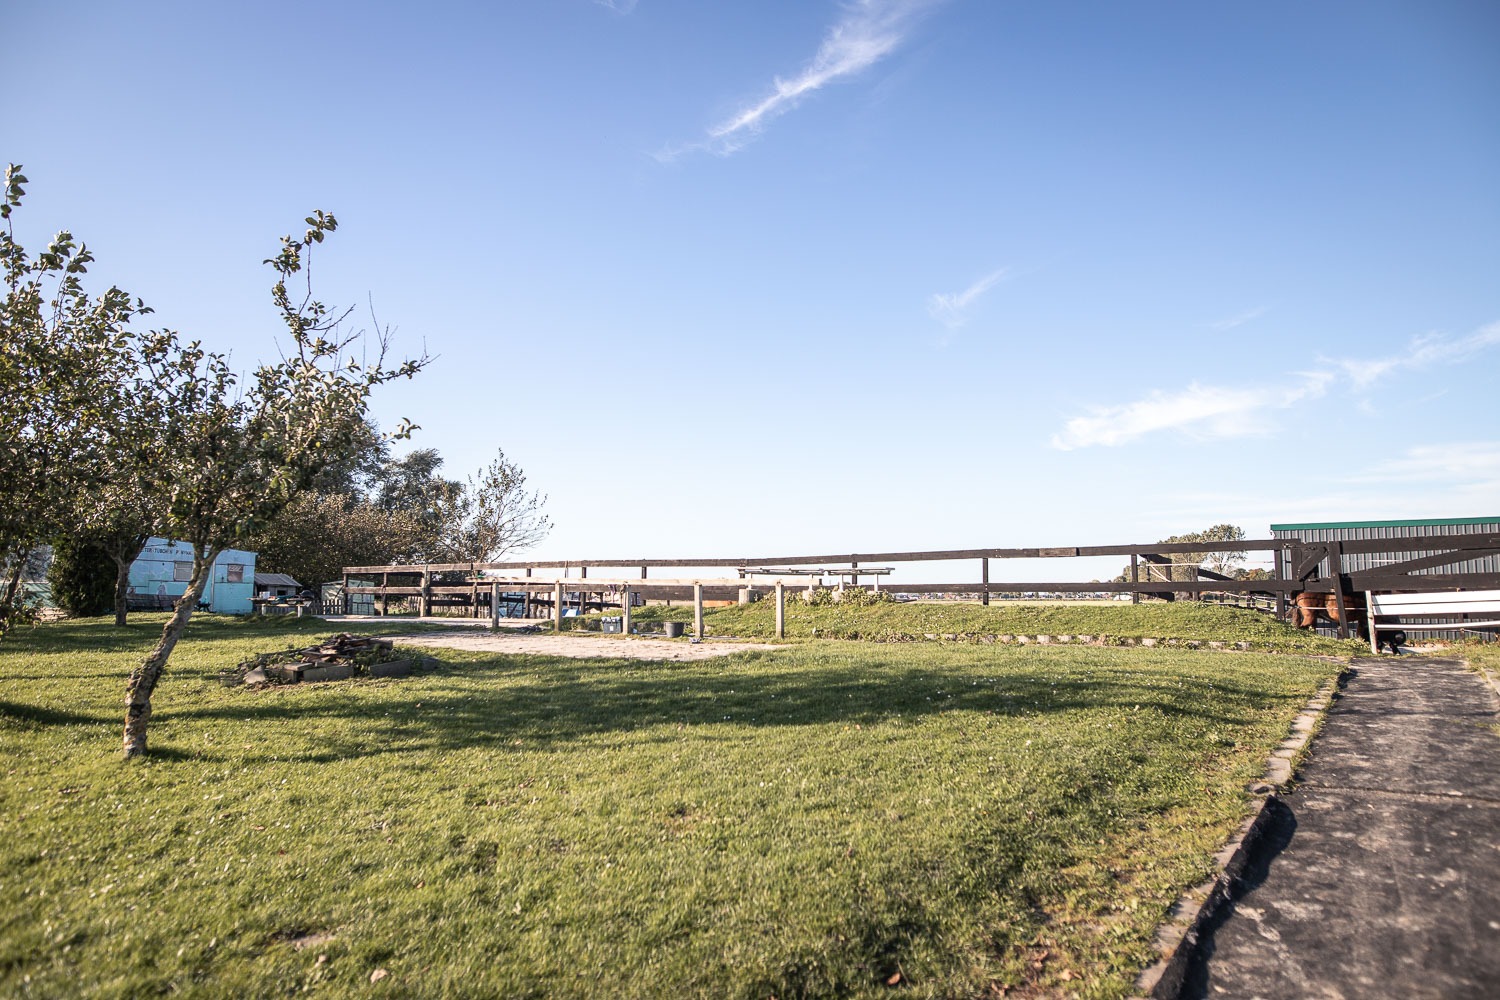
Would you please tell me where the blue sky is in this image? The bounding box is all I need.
[9,1,1498,579]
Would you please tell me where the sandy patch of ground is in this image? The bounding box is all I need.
[387,630,783,662]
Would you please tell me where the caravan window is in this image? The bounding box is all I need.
[225,563,244,583]
[173,561,193,582]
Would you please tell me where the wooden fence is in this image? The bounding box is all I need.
[339,533,1500,640]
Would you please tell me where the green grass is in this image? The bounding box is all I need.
[585,598,1368,656]
[2,615,1342,998]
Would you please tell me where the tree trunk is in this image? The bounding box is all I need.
[112,555,131,627]
[123,548,215,758]
[108,535,148,627]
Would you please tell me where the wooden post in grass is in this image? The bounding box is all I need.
[420,568,431,617]
[622,590,632,635]
[554,581,564,632]
[1130,555,1140,605]
[1331,542,1350,640]
[981,558,990,606]
[775,581,785,639]
[1274,548,1287,619]
[490,582,500,628]
[693,583,704,640]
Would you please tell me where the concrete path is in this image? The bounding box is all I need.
[1182,657,1500,999]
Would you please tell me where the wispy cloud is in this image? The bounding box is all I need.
[1330,321,1500,388]
[659,0,938,160]
[1053,319,1500,451]
[1208,305,1269,331]
[1050,374,1333,451]
[928,267,1009,328]
[593,0,638,12]
[1353,441,1500,488]
[1153,442,1500,527]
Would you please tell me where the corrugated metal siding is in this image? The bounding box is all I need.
[1271,520,1500,639]
[1271,521,1500,577]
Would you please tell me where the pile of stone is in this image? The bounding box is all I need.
[222,633,416,688]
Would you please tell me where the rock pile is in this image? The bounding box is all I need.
[221,634,416,687]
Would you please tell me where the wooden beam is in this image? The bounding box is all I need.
[339,538,1289,575]
[1363,547,1500,576]
[553,582,563,632]
[981,558,990,606]
[621,590,631,635]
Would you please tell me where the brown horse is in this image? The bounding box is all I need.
[1290,591,1368,638]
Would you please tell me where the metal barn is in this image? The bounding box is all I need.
[1271,517,1500,639]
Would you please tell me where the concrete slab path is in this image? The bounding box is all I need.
[1182,656,1500,999]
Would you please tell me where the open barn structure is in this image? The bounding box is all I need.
[341,526,1500,640]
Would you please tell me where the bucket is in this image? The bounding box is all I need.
[662,621,685,638]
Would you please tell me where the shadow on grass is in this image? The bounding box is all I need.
[0,700,115,727]
[157,649,1294,764]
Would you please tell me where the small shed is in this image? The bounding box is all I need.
[254,573,304,599]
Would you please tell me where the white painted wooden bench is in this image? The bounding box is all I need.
[1364,589,1500,653]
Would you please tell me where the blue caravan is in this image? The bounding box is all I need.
[127,539,257,614]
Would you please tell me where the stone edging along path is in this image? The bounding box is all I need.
[1131,670,1348,999]
[907,633,1258,648]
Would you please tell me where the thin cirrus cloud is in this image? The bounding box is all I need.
[1050,374,1334,451]
[1052,319,1500,451]
[1330,321,1500,388]
[928,267,1009,328]
[658,0,940,160]
[593,0,638,12]
[1208,305,1269,331]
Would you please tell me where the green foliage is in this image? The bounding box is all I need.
[3,616,1342,998]
[795,586,895,608]
[1,164,153,635]
[46,538,114,617]
[246,491,432,588]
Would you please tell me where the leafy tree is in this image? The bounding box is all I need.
[48,536,115,617]
[247,491,431,590]
[438,448,551,563]
[122,211,426,757]
[1,164,151,637]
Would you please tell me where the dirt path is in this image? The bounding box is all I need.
[387,630,784,662]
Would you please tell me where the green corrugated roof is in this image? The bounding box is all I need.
[1270,516,1500,531]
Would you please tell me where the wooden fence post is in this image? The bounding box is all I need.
[490,582,500,628]
[553,581,564,632]
[1130,555,1139,605]
[981,558,990,606]
[775,581,785,639]
[1273,548,1287,619]
[622,590,632,635]
[693,583,704,640]
[420,568,431,617]
[1331,541,1350,639]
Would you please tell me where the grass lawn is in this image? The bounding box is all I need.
[586,598,1369,657]
[3,613,1344,998]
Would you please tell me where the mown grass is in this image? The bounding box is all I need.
[2,615,1340,998]
[582,599,1368,656]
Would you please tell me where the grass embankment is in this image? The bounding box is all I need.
[3,615,1340,998]
[583,599,1368,656]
